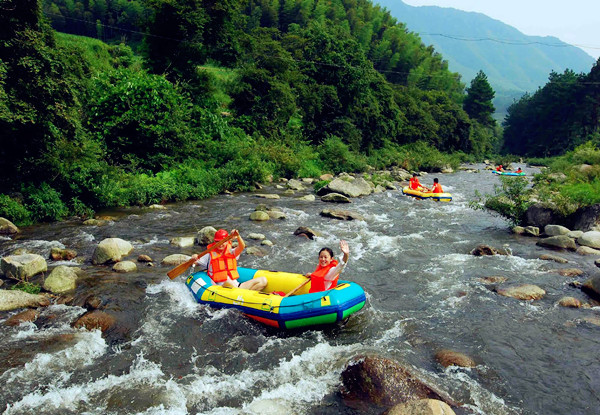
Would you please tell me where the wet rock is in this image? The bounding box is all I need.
[524,226,540,237]
[282,189,295,196]
[539,254,568,263]
[297,194,316,201]
[286,179,305,191]
[582,277,600,300]
[496,284,545,300]
[82,218,107,226]
[0,217,19,235]
[261,240,274,246]
[137,255,153,263]
[512,226,525,235]
[248,233,266,240]
[567,230,584,239]
[267,211,286,220]
[245,247,266,257]
[557,297,582,308]
[4,309,39,326]
[478,276,507,284]
[524,203,560,229]
[294,227,319,239]
[112,261,137,273]
[148,204,166,210]
[320,209,364,221]
[92,238,134,265]
[577,231,600,249]
[385,399,456,415]
[43,265,83,293]
[544,224,570,236]
[581,315,600,326]
[321,193,352,203]
[254,193,280,199]
[196,226,217,246]
[50,247,77,261]
[536,235,577,250]
[434,350,476,368]
[161,254,191,266]
[596,259,600,268]
[301,177,314,184]
[566,204,600,232]
[72,310,116,332]
[250,211,270,221]
[0,289,50,311]
[340,355,454,408]
[470,245,505,256]
[0,253,47,279]
[170,237,195,248]
[319,174,334,181]
[576,246,600,255]
[319,177,373,198]
[85,295,103,310]
[557,268,584,277]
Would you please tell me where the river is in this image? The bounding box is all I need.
[1,164,599,415]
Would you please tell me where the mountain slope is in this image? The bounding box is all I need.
[375,0,596,115]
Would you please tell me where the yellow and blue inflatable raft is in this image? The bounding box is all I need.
[186,267,366,329]
[401,186,452,202]
[492,170,525,176]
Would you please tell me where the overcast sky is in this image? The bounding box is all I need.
[401,0,600,59]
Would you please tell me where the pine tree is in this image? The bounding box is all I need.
[464,70,496,127]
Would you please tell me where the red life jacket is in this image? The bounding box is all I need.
[409,177,421,190]
[207,242,239,282]
[431,183,443,193]
[309,259,339,293]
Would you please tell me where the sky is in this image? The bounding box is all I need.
[402,0,600,59]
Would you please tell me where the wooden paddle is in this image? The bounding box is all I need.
[283,277,311,298]
[167,232,237,279]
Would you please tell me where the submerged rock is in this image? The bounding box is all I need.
[434,350,476,368]
[496,284,545,301]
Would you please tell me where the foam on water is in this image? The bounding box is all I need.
[146,279,202,317]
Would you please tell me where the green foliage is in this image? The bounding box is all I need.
[463,70,496,127]
[23,183,69,222]
[11,281,42,294]
[318,136,368,174]
[0,195,32,226]
[313,180,331,193]
[469,176,533,226]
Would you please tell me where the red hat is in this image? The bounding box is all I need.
[214,229,229,241]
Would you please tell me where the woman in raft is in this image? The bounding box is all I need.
[305,240,350,293]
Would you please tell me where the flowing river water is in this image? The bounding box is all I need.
[1,164,599,415]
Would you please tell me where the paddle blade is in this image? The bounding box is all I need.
[167,257,196,279]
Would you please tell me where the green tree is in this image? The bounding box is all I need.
[463,70,495,127]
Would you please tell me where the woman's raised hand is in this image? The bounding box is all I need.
[340,240,349,255]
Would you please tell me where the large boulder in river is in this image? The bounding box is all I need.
[536,235,577,250]
[320,209,364,221]
[92,238,133,265]
[161,254,191,266]
[496,284,545,300]
[0,217,19,235]
[582,277,600,300]
[577,231,600,249]
[544,224,570,236]
[385,399,456,415]
[340,355,453,408]
[318,177,373,198]
[0,253,47,279]
[566,204,600,231]
[0,289,51,311]
[196,226,217,245]
[470,245,507,256]
[524,203,561,228]
[43,266,83,293]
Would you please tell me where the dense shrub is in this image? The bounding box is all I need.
[470,176,533,226]
[0,194,32,226]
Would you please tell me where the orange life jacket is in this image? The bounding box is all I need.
[409,177,421,190]
[207,242,239,282]
[496,165,502,171]
[309,259,339,293]
[431,183,443,193]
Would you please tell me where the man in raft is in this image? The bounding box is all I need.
[409,173,429,191]
[425,178,443,194]
[192,229,267,291]
[496,164,504,172]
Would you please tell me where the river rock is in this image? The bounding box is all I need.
[319,173,334,181]
[470,245,505,256]
[321,192,351,203]
[478,276,507,284]
[161,254,191,266]
[544,224,570,236]
[267,211,286,220]
[282,189,295,196]
[250,211,270,221]
[512,226,525,235]
[297,194,316,201]
[434,350,476,368]
[0,289,51,311]
[196,226,217,245]
[92,238,133,265]
[320,209,364,221]
[43,266,83,293]
[82,218,108,226]
[254,193,280,199]
[0,217,19,235]
[340,355,452,407]
[138,255,153,262]
[72,310,116,332]
[293,226,319,239]
[4,309,40,326]
[525,203,560,228]
[582,277,600,300]
[566,204,600,231]
[261,240,274,246]
[318,177,373,198]
[248,233,266,240]
[576,246,600,256]
[557,268,584,277]
[496,284,545,300]
[112,261,137,273]
[557,297,582,308]
[50,247,77,261]
[245,247,265,256]
[567,230,584,239]
[539,254,568,263]
[0,254,47,279]
[286,179,305,191]
[536,235,577,250]
[385,399,456,415]
[148,204,166,210]
[169,237,194,248]
[524,226,540,237]
[577,231,600,249]
[596,259,600,268]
